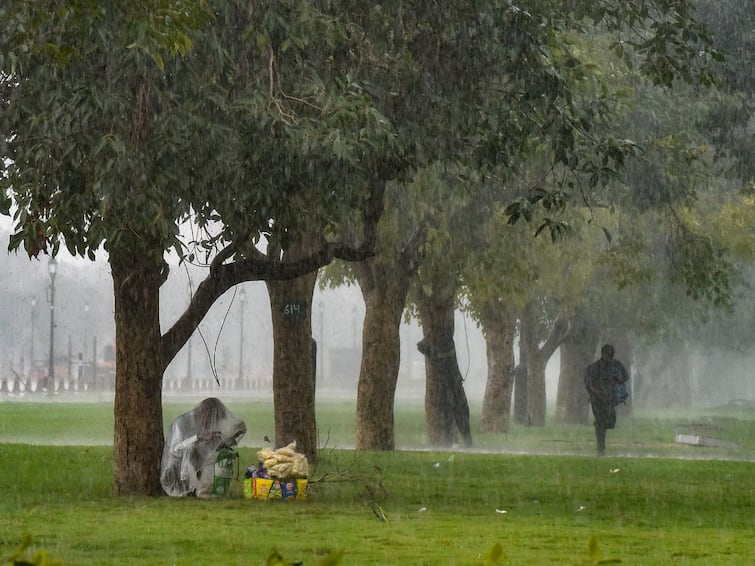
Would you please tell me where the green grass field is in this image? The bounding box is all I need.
[0,398,753,565]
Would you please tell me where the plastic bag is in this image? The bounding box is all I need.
[255,441,309,479]
[160,398,246,497]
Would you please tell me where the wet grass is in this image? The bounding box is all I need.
[1,397,753,459]
[0,399,753,564]
[0,444,752,564]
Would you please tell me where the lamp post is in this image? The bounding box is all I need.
[81,303,89,391]
[238,287,247,387]
[30,298,37,381]
[83,303,89,351]
[47,257,57,394]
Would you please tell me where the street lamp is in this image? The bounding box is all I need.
[83,303,89,350]
[238,287,247,387]
[47,257,57,394]
[82,302,89,391]
[30,298,37,382]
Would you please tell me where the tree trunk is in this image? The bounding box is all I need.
[522,344,546,425]
[520,303,545,426]
[110,250,165,496]
[416,284,472,447]
[354,259,412,450]
[555,308,599,424]
[479,308,517,433]
[101,196,384,496]
[521,301,569,427]
[513,346,528,425]
[266,271,318,462]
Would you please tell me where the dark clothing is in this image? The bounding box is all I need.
[585,357,629,454]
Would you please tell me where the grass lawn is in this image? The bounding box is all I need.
[0,398,753,565]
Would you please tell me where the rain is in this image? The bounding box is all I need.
[0,1,753,564]
[0,220,751,453]
[1,4,752,461]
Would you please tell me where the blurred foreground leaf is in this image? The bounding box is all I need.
[1,534,64,566]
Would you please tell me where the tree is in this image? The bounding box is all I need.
[477,304,519,433]
[353,181,422,450]
[464,211,535,434]
[1,0,732,488]
[338,0,725,449]
[555,305,599,424]
[1,0,397,494]
[326,1,592,449]
[320,178,422,451]
[463,0,740,429]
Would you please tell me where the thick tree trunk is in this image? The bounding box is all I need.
[555,309,599,424]
[110,250,165,496]
[354,259,411,450]
[479,308,517,433]
[101,183,385,495]
[416,285,472,447]
[266,271,318,462]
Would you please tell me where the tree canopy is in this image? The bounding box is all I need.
[1,0,403,494]
[1,0,745,490]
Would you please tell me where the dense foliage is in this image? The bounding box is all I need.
[1,0,750,487]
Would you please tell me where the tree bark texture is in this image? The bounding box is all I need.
[266,271,318,462]
[479,308,517,433]
[521,302,569,426]
[555,308,599,424]
[110,250,166,496]
[416,285,472,447]
[354,258,412,450]
[520,303,546,426]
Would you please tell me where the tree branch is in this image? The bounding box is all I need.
[540,314,570,359]
[160,172,389,367]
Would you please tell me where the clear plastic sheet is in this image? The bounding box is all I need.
[160,397,247,497]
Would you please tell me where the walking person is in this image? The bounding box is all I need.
[585,344,629,455]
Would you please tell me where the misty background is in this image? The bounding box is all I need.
[1,219,752,409]
[0,221,486,401]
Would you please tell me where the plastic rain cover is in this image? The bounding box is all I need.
[160,397,247,497]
